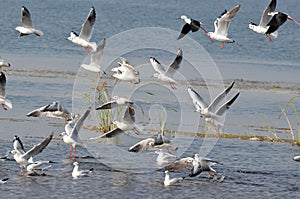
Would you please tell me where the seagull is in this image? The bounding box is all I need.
[248,0,278,39]
[80,38,106,76]
[60,108,91,158]
[26,159,52,174]
[177,15,209,40]
[90,106,140,139]
[189,154,222,177]
[0,178,9,184]
[95,96,133,110]
[14,6,43,37]
[155,149,177,165]
[11,133,53,175]
[265,12,300,41]
[293,156,300,162]
[164,157,194,171]
[150,49,182,90]
[188,81,236,116]
[0,57,11,71]
[0,72,12,111]
[72,162,93,178]
[128,134,177,153]
[206,4,241,48]
[67,7,97,55]
[164,171,184,187]
[112,57,140,85]
[26,101,72,121]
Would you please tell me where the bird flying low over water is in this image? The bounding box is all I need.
[80,38,106,76]
[0,72,12,111]
[248,0,278,39]
[177,15,210,40]
[67,7,97,55]
[189,154,223,177]
[111,57,140,85]
[95,96,133,110]
[150,49,183,90]
[26,101,72,121]
[15,6,43,37]
[206,4,241,48]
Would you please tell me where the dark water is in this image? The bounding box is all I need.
[0,0,300,198]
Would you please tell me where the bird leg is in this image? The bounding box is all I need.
[20,166,23,176]
[219,42,225,49]
[209,171,217,176]
[266,34,272,42]
[170,82,177,90]
[114,79,120,86]
[133,127,140,135]
[1,104,7,111]
[69,147,73,158]
[74,147,77,158]
[85,47,90,55]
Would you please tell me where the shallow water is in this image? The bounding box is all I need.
[0,0,300,198]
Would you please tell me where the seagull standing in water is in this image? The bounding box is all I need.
[0,72,12,111]
[206,4,241,48]
[72,162,93,178]
[15,6,43,37]
[265,12,300,41]
[0,57,11,71]
[60,108,91,158]
[164,171,184,187]
[96,96,133,110]
[80,38,106,77]
[26,101,72,121]
[11,133,53,175]
[67,7,97,55]
[177,16,210,40]
[150,49,183,90]
[248,0,278,39]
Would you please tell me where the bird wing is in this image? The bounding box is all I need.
[215,4,240,36]
[95,101,117,110]
[189,160,202,177]
[21,6,33,28]
[22,133,53,160]
[191,19,201,32]
[79,7,96,41]
[165,49,183,78]
[266,12,288,34]
[177,23,191,40]
[123,106,135,123]
[128,138,155,152]
[200,157,223,166]
[259,0,277,27]
[13,136,26,154]
[215,92,240,116]
[0,72,6,98]
[99,128,123,138]
[165,157,194,171]
[91,39,105,66]
[70,108,91,139]
[188,87,208,110]
[150,57,165,75]
[207,81,235,112]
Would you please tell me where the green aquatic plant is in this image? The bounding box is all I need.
[279,95,300,145]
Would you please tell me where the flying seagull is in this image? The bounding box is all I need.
[80,38,106,76]
[111,57,140,85]
[67,7,97,54]
[26,101,72,121]
[60,108,91,158]
[248,0,278,39]
[95,96,133,110]
[206,4,241,48]
[189,154,223,177]
[150,49,183,89]
[15,6,43,37]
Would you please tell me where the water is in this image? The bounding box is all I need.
[0,0,300,198]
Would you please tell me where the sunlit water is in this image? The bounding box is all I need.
[0,0,300,198]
